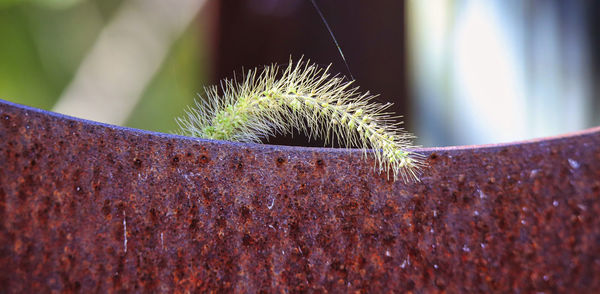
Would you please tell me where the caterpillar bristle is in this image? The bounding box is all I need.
[176,58,424,182]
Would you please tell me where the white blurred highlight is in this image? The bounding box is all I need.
[408,0,591,146]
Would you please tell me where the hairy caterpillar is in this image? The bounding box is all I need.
[176,58,425,182]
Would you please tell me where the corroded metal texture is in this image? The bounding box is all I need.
[1,99,599,293]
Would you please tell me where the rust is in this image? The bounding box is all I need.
[1,99,599,292]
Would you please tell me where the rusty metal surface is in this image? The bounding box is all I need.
[1,99,599,293]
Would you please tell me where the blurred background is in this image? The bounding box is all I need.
[0,0,598,147]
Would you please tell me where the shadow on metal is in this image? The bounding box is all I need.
[1,99,599,292]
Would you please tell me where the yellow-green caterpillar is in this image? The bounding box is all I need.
[177,58,425,182]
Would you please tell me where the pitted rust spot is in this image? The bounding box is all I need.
[276,156,286,166]
[133,158,142,168]
[0,99,599,292]
[232,157,243,170]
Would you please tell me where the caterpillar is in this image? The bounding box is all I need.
[176,58,425,182]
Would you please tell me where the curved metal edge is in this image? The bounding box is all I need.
[2,98,598,155]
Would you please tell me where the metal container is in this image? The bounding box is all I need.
[1,99,599,292]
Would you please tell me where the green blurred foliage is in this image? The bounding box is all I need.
[0,8,57,109]
[0,0,207,133]
[126,24,207,134]
[0,2,107,109]
[0,0,22,9]
[28,0,85,9]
